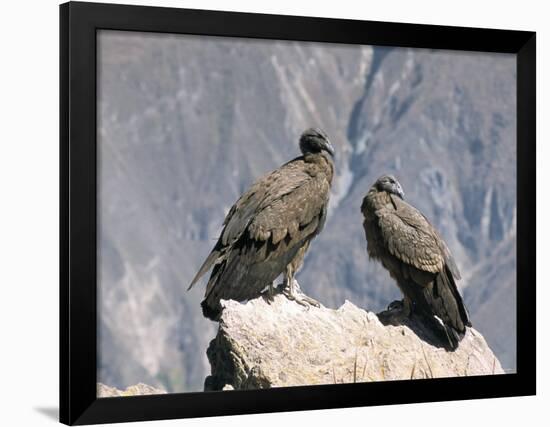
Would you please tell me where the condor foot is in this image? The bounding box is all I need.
[388,298,412,316]
[283,280,320,308]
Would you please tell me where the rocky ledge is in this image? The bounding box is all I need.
[97,382,167,397]
[205,293,503,390]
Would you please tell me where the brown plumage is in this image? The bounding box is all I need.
[361,175,471,350]
[189,128,334,320]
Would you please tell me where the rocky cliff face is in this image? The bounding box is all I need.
[205,294,503,390]
[97,30,516,393]
[97,382,167,398]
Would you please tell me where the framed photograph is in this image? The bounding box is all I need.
[60,1,536,424]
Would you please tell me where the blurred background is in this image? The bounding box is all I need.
[97,30,516,393]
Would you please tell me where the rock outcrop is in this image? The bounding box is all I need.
[205,293,503,390]
[97,382,167,397]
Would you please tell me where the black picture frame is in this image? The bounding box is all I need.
[60,1,536,425]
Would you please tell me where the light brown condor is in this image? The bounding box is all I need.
[361,175,471,350]
[189,128,334,320]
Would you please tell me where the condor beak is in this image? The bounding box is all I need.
[395,183,405,199]
[324,140,335,156]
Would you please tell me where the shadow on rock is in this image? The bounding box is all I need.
[376,300,456,351]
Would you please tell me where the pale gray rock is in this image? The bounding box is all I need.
[205,294,503,390]
[97,382,167,397]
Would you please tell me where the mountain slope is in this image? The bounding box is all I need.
[97,31,516,392]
